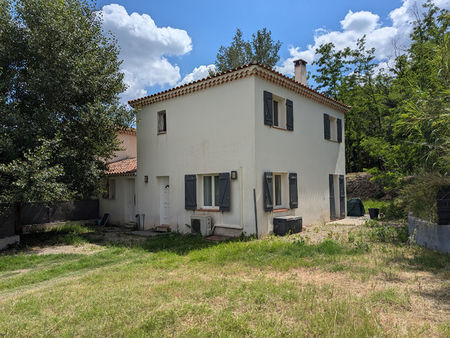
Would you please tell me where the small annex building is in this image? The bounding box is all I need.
[128,61,349,236]
[99,129,137,225]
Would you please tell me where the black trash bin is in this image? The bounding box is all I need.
[368,208,379,219]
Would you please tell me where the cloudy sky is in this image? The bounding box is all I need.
[97,0,450,103]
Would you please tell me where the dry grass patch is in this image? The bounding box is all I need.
[0,222,448,336]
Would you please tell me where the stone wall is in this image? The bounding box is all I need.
[346,172,384,200]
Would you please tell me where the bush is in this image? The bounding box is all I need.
[364,221,408,244]
[401,174,450,223]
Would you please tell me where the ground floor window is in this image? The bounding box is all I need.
[273,173,288,209]
[104,178,115,200]
[203,175,219,208]
[274,174,282,207]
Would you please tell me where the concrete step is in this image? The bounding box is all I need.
[213,224,242,238]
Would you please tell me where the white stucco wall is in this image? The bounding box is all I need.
[135,72,346,235]
[99,176,136,225]
[136,77,257,233]
[254,77,346,234]
[111,132,137,162]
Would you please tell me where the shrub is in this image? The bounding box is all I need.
[401,174,450,223]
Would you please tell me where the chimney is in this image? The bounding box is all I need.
[293,59,307,85]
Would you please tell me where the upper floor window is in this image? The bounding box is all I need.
[158,110,167,134]
[323,113,342,143]
[264,91,293,131]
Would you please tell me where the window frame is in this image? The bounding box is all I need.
[108,178,116,200]
[272,95,286,129]
[157,110,167,134]
[201,174,220,210]
[272,172,288,209]
[329,115,337,141]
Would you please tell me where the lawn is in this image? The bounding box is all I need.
[0,223,449,337]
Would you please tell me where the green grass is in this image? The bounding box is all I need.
[0,224,449,336]
[363,199,391,210]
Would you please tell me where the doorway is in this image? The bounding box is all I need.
[127,179,136,222]
[158,176,170,225]
[329,174,346,220]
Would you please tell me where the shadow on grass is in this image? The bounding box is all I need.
[384,246,450,274]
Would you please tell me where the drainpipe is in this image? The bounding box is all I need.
[253,188,258,239]
[239,166,244,229]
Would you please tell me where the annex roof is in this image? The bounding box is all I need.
[106,157,137,176]
[128,63,349,113]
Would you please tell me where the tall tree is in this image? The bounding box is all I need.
[311,0,449,179]
[215,28,281,72]
[0,0,133,204]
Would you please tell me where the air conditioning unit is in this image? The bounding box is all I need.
[190,215,213,236]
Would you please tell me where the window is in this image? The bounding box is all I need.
[105,179,115,200]
[329,116,337,141]
[158,110,167,133]
[264,91,293,130]
[273,101,279,126]
[324,113,342,142]
[272,95,286,129]
[274,174,282,206]
[263,172,298,211]
[273,173,288,209]
[202,175,219,208]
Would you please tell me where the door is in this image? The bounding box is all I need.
[339,175,346,218]
[329,174,336,220]
[159,178,170,225]
[128,179,136,222]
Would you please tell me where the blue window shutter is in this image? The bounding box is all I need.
[337,118,342,143]
[339,175,345,218]
[185,175,197,210]
[329,174,336,219]
[218,172,231,212]
[263,172,273,211]
[286,99,293,131]
[289,173,298,208]
[324,114,330,140]
[264,91,273,126]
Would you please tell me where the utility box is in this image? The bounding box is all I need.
[273,216,302,236]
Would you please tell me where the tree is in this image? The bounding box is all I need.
[311,0,449,183]
[215,28,281,72]
[0,0,133,204]
[311,42,350,100]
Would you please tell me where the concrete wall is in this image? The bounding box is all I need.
[254,77,346,234]
[99,176,136,225]
[111,132,137,162]
[136,77,257,233]
[408,214,450,254]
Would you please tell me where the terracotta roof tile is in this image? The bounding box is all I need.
[106,157,137,176]
[128,63,350,113]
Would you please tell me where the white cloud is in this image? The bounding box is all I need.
[340,10,380,33]
[276,0,450,76]
[100,4,192,102]
[178,64,216,86]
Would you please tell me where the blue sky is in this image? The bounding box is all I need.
[95,0,449,103]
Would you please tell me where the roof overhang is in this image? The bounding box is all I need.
[128,64,349,113]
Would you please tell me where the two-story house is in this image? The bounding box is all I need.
[129,60,349,236]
